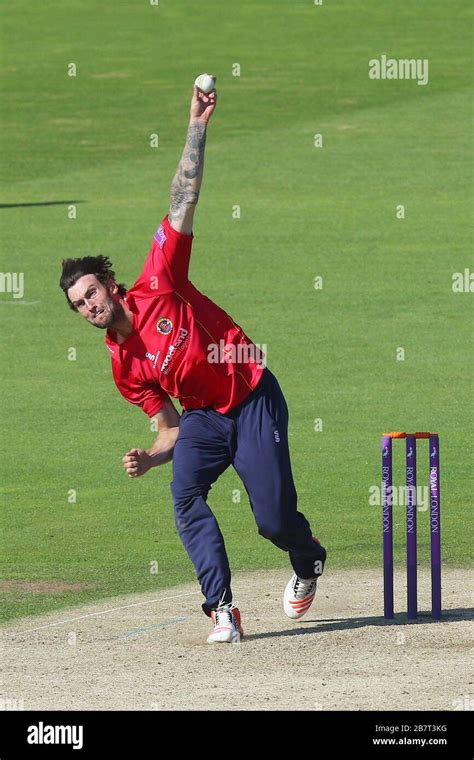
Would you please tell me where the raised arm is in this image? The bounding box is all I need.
[168,78,217,235]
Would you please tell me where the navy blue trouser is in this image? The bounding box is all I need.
[170,368,327,616]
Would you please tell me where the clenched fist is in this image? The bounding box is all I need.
[123,448,153,478]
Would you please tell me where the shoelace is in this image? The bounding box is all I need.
[214,604,234,628]
[293,576,317,599]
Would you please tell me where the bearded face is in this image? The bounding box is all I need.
[67,275,126,330]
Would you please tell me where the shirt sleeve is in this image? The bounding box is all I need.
[135,214,194,294]
[112,367,169,418]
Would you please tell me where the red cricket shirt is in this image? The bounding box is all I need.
[105,215,265,417]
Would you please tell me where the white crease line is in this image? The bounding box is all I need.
[5,590,201,634]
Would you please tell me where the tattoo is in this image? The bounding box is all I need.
[169,122,207,223]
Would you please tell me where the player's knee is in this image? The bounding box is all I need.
[170,481,207,512]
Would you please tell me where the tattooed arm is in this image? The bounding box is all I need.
[168,79,217,235]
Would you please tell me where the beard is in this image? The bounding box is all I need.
[88,297,125,330]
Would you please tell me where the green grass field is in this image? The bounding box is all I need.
[1,0,472,622]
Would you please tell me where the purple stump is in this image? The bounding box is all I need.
[429,434,441,620]
[406,435,417,620]
[382,435,394,619]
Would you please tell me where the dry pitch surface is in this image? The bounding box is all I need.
[2,568,472,711]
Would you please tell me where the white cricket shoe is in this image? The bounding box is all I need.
[283,574,318,619]
[207,603,244,644]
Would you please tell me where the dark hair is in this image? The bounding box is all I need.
[59,255,127,310]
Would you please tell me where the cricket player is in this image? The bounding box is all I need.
[60,79,327,643]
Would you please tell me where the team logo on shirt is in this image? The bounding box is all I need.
[157,317,173,335]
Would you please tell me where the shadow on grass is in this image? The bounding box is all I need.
[0,200,85,209]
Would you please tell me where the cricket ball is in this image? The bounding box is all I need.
[194,73,215,94]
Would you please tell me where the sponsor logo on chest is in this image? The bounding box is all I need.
[160,328,189,375]
[144,328,189,375]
